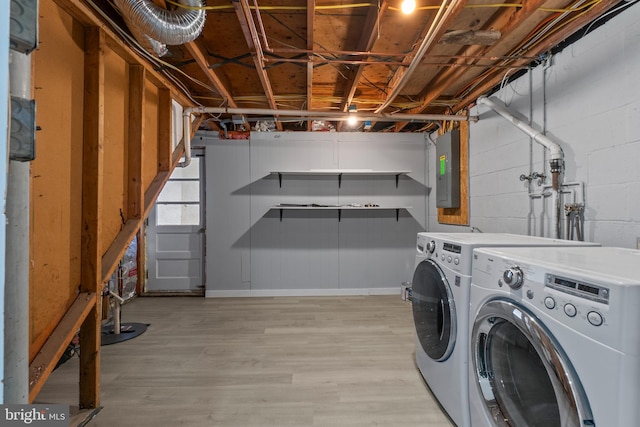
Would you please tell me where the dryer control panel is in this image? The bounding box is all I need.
[545,274,610,305]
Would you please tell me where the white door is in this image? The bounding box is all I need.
[146,149,205,293]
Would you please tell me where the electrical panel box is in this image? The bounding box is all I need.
[436,129,460,208]
[10,0,38,54]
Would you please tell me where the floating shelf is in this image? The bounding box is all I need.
[271,205,411,222]
[270,169,411,188]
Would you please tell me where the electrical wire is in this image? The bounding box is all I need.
[166,0,607,14]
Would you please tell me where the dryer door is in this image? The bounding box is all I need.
[411,259,456,361]
[471,299,593,427]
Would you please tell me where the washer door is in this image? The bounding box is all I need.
[472,299,593,427]
[411,259,456,361]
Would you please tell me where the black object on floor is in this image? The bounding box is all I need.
[101,322,148,346]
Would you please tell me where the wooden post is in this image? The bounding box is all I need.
[79,26,105,409]
[128,64,145,221]
[157,88,172,172]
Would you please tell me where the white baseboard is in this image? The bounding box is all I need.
[205,287,400,298]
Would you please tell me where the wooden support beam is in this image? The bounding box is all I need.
[51,0,192,108]
[378,0,467,114]
[233,0,283,130]
[454,0,622,113]
[340,1,388,112]
[79,26,105,410]
[184,40,237,108]
[158,88,172,172]
[128,65,145,220]
[101,219,142,284]
[306,0,315,130]
[393,0,547,132]
[337,1,387,132]
[29,292,97,402]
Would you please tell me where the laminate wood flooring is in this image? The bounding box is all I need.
[36,296,454,427]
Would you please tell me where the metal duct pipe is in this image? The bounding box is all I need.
[113,0,206,45]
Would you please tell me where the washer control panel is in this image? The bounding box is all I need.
[545,273,610,304]
[541,273,609,327]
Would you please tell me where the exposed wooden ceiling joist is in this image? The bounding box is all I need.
[88,0,630,133]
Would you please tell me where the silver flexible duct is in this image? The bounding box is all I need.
[113,0,206,46]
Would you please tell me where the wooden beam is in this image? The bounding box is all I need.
[341,1,388,112]
[50,0,193,108]
[79,26,105,410]
[29,292,97,402]
[454,0,622,112]
[184,40,237,108]
[101,219,142,284]
[378,0,468,114]
[233,0,283,130]
[158,88,172,172]
[393,0,547,131]
[128,65,145,220]
[337,1,388,132]
[306,0,315,130]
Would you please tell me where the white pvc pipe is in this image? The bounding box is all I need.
[477,96,563,161]
[178,106,475,168]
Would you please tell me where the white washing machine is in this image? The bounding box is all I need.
[410,233,598,427]
[469,246,640,427]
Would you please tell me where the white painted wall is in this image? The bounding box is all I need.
[429,3,640,248]
[0,0,10,404]
[199,132,427,296]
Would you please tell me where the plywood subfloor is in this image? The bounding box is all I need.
[36,296,453,426]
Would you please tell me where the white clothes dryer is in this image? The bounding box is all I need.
[410,233,598,427]
[469,246,640,427]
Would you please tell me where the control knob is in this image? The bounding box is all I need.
[426,241,436,254]
[503,266,524,290]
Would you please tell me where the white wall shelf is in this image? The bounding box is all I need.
[272,204,411,221]
[270,169,411,188]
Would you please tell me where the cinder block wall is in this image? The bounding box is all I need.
[429,3,640,248]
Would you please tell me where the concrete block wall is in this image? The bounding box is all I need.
[429,3,640,248]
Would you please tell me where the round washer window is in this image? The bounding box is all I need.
[472,300,592,427]
[411,259,455,361]
[488,321,561,426]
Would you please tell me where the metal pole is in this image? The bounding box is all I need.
[0,0,10,405]
[4,50,30,403]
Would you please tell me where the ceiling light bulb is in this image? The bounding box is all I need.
[401,0,416,14]
[347,105,357,126]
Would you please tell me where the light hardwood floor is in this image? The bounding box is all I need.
[36,296,454,426]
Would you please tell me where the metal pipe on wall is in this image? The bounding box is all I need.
[4,50,30,403]
[178,106,475,168]
[477,95,565,238]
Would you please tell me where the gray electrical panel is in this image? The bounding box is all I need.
[436,129,460,208]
